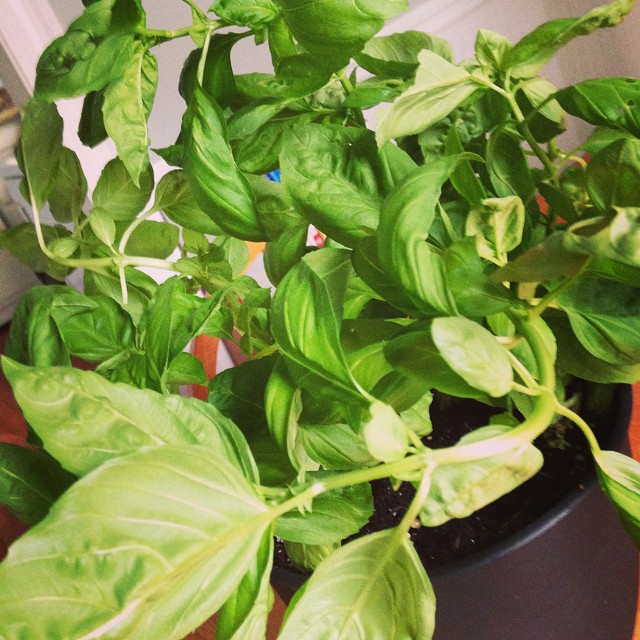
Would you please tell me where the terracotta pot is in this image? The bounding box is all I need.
[272,385,639,640]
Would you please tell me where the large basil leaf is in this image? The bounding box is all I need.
[103,45,157,185]
[280,125,383,247]
[555,78,640,137]
[556,276,640,366]
[505,0,636,78]
[17,98,63,210]
[277,0,407,70]
[0,443,75,526]
[0,446,270,640]
[119,219,180,259]
[420,425,543,526]
[215,531,275,640]
[278,529,435,640]
[271,248,363,401]
[2,358,257,481]
[596,450,640,548]
[275,475,373,544]
[431,316,513,397]
[49,290,136,361]
[183,86,264,240]
[376,50,485,145]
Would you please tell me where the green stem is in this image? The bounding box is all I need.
[554,401,602,456]
[477,78,557,178]
[135,22,216,42]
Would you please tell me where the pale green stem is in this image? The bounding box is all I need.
[554,401,602,457]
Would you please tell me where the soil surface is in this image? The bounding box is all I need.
[274,382,620,574]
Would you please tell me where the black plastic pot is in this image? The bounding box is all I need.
[272,386,639,640]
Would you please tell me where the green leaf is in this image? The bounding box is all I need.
[48,147,88,223]
[277,0,407,69]
[3,286,70,367]
[431,316,513,397]
[284,540,339,572]
[165,351,207,387]
[216,531,275,640]
[475,29,512,72]
[183,86,264,240]
[0,223,72,277]
[555,78,640,137]
[103,45,157,185]
[152,169,222,235]
[0,443,75,526]
[557,276,640,366]
[362,400,409,462]
[263,225,308,285]
[596,450,640,547]
[444,237,514,317]
[179,33,243,108]
[271,248,363,401]
[355,31,453,78]
[376,49,485,145]
[486,127,536,204]
[384,326,490,401]
[420,425,543,525]
[49,290,135,361]
[264,357,316,471]
[278,529,435,640]
[585,138,640,211]
[2,358,258,481]
[377,157,469,315]
[91,157,154,221]
[506,0,636,78]
[466,196,525,264]
[0,446,270,640]
[17,98,63,210]
[518,77,566,143]
[36,29,140,100]
[212,0,281,30]
[280,125,383,248]
[84,265,157,324]
[275,474,373,544]
[120,219,180,259]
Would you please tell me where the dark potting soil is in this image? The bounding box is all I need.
[274,382,619,575]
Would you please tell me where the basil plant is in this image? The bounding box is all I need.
[2,0,640,637]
